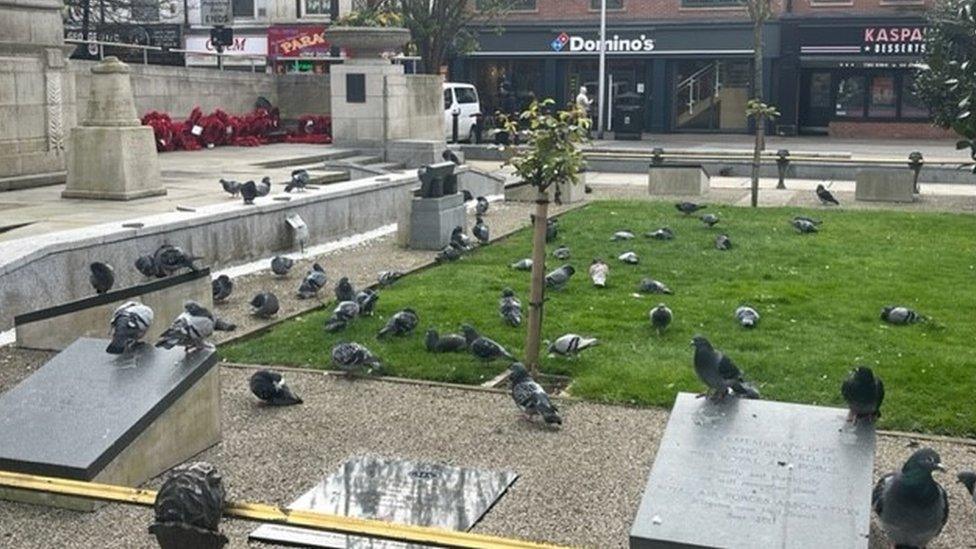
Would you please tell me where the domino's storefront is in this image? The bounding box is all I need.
[452,22,778,134]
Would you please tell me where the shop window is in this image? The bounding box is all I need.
[900,75,929,118]
[834,76,865,118]
[302,0,332,17]
[681,0,744,7]
[591,0,624,9]
[232,0,255,18]
[476,0,535,10]
[868,76,896,118]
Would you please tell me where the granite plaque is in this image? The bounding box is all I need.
[0,337,217,480]
[249,456,518,548]
[630,393,876,549]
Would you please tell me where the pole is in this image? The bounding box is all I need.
[596,0,607,140]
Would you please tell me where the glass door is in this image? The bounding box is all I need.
[799,71,832,134]
[672,59,750,132]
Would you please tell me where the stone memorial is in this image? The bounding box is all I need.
[0,338,220,511]
[630,392,875,549]
[408,162,466,250]
[249,455,518,547]
[855,168,916,203]
[648,165,710,196]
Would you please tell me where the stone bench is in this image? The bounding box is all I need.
[855,169,916,203]
[648,164,710,196]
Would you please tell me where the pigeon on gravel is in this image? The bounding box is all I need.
[793,215,823,226]
[473,215,490,243]
[355,289,379,316]
[156,301,234,352]
[611,230,635,241]
[152,245,201,276]
[700,213,720,228]
[499,288,522,327]
[618,251,639,265]
[249,292,279,319]
[378,271,403,287]
[734,306,760,328]
[331,342,382,375]
[285,169,310,193]
[715,234,732,251]
[589,259,609,287]
[841,366,884,424]
[462,324,515,364]
[510,258,533,271]
[638,278,673,295]
[249,370,302,406]
[219,178,241,197]
[547,334,599,357]
[509,362,561,426]
[553,246,571,260]
[649,304,672,335]
[424,329,468,353]
[377,308,419,339]
[545,264,575,290]
[476,196,489,215]
[324,300,360,332]
[296,264,327,299]
[645,227,675,241]
[211,275,233,303]
[271,256,294,276]
[106,301,154,354]
[89,262,115,294]
[958,472,976,504]
[881,306,924,325]
[450,225,474,251]
[691,335,761,400]
[872,448,948,549]
[676,202,706,215]
[435,245,463,263]
[443,149,462,165]
[334,277,356,303]
[792,218,819,234]
[816,184,840,206]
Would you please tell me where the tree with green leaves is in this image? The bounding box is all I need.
[745,0,775,207]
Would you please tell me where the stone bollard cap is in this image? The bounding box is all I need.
[91,56,131,74]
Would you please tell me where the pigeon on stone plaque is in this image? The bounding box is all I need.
[435,245,462,263]
[793,215,822,226]
[296,263,327,299]
[676,202,706,215]
[872,448,949,549]
[734,306,760,328]
[89,262,115,294]
[841,366,884,424]
[509,362,561,426]
[461,324,515,364]
[611,230,635,241]
[239,180,259,205]
[638,278,673,295]
[645,227,675,240]
[211,274,233,303]
[881,306,924,325]
[378,270,403,287]
[271,256,294,276]
[285,169,310,193]
[792,218,819,234]
[691,335,761,400]
[547,334,599,357]
[331,342,382,375]
[443,149,461,165]
[249,292,279,319]
[219,178,241,197]
[334,276,356,303]
[958,472,976,504]
[700,213,720,228]
[106,301,154,354]
[618,251,639,265]
[476,196,489,215]
[499,288,522,327]
[649,303,672,335]
[715,234,732,251]
[589,259,609,287]
[450,225,473,251]
[545,264,575,290]
[377,308,419,339]
[324,300,360,333]
[425,329,468,353]
[473,215,490,243]
[156,301,229,352]
[135,254,160,278]
[355,289,379,316]
[816,184,840,206]
[249,370,303,406]
[553,246,571,260]
[150,462,227,547]
[154,244,201,276]
[510,258,533,271]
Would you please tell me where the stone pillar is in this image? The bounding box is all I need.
[62,57,164,200]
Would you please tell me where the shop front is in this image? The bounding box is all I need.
[268,25,339,74]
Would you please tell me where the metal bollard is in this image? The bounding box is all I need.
[908,151,923,194]
[775,149,790,190]
[651,147,665,166]
[451,107,460,144]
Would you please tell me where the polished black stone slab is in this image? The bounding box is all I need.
[0,337,217,480]
[630,393,876,549]
[249,456,518,548]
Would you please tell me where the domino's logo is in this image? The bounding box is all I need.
[550,32,570,52]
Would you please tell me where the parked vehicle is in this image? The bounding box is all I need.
[443,83,481,142]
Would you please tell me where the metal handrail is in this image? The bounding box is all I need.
[65,38,163,65]
[172,48,269,73]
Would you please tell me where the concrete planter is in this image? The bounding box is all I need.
[329,27,410,59]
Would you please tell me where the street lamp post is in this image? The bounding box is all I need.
[596,0,607,140]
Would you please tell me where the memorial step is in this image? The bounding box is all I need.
[255,149,360,169]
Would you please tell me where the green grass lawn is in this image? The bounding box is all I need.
[221,200,976,436]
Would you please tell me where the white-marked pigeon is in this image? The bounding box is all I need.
[553,246,571,260]
[355,289,379,316]
[547,334,599,357]
[443,149,461,165]
[509,363,561,426]
[473,215,490,243]
[715,234,732,250]
[611,230,635,241]
[461,324,515,364]
[881,306,924,325]
[734,306,760,328]
[249,370,302,406]
[331,342,382,375]
[249,292,279,319]
[499,288,522,327]
[691,335,760,400]
[150,462,226,544]
[545,264,575,290]
[334,276,356,303]
[793,215,822,226]
[676,202,706,215]
[156,301,233,352]
[378,270,403,287]
[649,303,672,334]
[618,251,639,265]
[873,448,948,549]
[700,213,719,227]
[377,308,419,338]
[476,196,489,215]
[219,178,240,197]
[435,245,462,263]
[450,225,473,251]
[271,256,294,276]
[212,274,233,303]
[106,301,154,354]
[841,366,884,424]
[425,329,468,353]
[816,184,840,205]
[153,244,200,276]
[90,262,115,294]
[285,169,310,193]
[589,259,609,287]
[638,278,673,295]
[792,218,818,234]
[297,263,327,299]
[510,258,533,271]
[645,227,675,240]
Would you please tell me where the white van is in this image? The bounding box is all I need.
[443,83,481,142]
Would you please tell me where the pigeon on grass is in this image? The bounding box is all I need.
[881,306,924,325]
[734,306,760,328]
[331,342,382,376]
[547,334,599,357]
[649,304,672,335]
[425,329,468,353]
[461,324,515,364]
[691,336,760,400]
[676,202,705,215]
[297,264,327,299]
[499,288,522,327]
[589,259,609,287]
[377,309,419,339]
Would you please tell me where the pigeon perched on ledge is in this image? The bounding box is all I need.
[249,292,279,319]
[841,366,884,424]
[450,225,473,252]
[249,370,302,406]
[473,215,490,243]
[881,306,923,325]
[89,262,115,294]
[219,178,241,197]
[649,303,672,335]
[271,256,294,276]
[691,335,760,400]
[425,329,468,353]
[297,264,327,299]
[285,169,310,193]
[154,244,201,276]
[106,301,154,354]
[873,448,948,549]
[476,196,489,215]
[734,306,760,328]
[377,309,419,339]
[156,301,233,353]
[211,274,233,303]
[510,363,561,426]
[499,288,522,327]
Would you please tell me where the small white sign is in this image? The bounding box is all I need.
[637,83,645,94]
[200,0,232,25]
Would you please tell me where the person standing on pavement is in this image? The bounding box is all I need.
[576,86,594,137]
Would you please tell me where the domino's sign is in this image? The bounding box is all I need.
[550,32,656,54]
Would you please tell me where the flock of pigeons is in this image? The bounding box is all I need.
[218,168,313,205]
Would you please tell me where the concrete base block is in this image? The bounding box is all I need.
[408,193,466,250]
[62,125,165,201]
[456,165,504,198]
[648,165,710,196]
[855,169,916,203]
[386,139,445,169]
[505,180,582,204]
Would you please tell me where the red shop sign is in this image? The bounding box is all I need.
[268,25,331,58]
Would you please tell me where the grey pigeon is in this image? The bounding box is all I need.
[510,363,561,425]
[793,215,822,226]
[135,254,159,278]
[355,289,379,316]
[211,274,233,303]
[734,306,760,328]
[436,245,462,263]
[377,308,419,339]
[475,196,489,215]
[816,184,840,205]
[150,462,226,544]
[331,342,382,375]
[154,244,200,276]
[881,306,923,325]
[547,334,599,357]
[257,176,272,196]
[792,218,818,234]
[106,301,154,354]
[462,189,474,202]
[676,202,706,215]
[510,258,533,271]
[691,335,760,400]
[271,256,294,276]
[473,215,490,243]
[841,366,884,424]
[89,262,115,294]
[531,214,558,242]
[249,292,279,319]
[156,301,232,352]
[239,180,259,204]
[958,472,976,504]
[296,263,327,299]
[553,246,571,260]
[872,448,948,549]
[425,329,468,353]
[618,251,639,265]
[285,169,310,193]
[700,213,719,227]
[589,259,609,287]
[545,264,575,290]
[461,324,515,364]
[638,278,673,295]
[645,227,674,240]
[324,300,360,332]
[442,149,461,165]
[499,288,522,327]
[450,225,473,251]
[378,270,403,287]
[649,303,672,335]
[611,230,635,241]
[249,370,302,406]
[334,276,356,303]
[219,178,240,197]
[715,234,732,251]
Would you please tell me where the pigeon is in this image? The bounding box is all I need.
[584,184,593,194]
[715,234,732,250]
[700,213,719,228]
[462,189,474,202]
[547,334,599,357]
[841,366,884,424]
[509,363,561,425]
[257,176,272,196]
[296,263,327,299]
[872,448,948,549]
[545,264,575,290]
[473,215,490,243]
[881,306,924,325]
[435,245,462,263]
[510,258,533,271]
[378,270,403,287]
[589,259,609,287]
[106,301,154,354]
[355,289,379,316]
[611,230,635,241]
[734,306,760,328]
[156,301,233,352]
[649,303,672,335]
[792,218,818,234]
[324,300,360,332]
[334,276,356,303]
[691,335,761,400]
[150,462,226,543]
[442,149,461,165]
[271,256,294,276]
[424,329,468,353]
[816,184,840,206]
[618,251,639,265]
[499,288,522,327]
[331,342,382,375]
[285,169,310,193]
[676,202,706,215]
[219,178,241,197]
[211,274,233,303]
[450,226,473,251]
[553,246,571,260]
[793,215,822,226]
[959,472,976,504]
[475,196,489,215]
[153,245,201,276]
[638,278,673,295]
[239,180,259,204]
[377,308,419,339]
[461,324,515,364]
[249,292,279,319]
[135,254,159,278]
[249,370,302,406]
[89,262,115,294]
[645,227,674,240]
[532,214,558,242]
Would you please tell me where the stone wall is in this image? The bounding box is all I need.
[277,73,331,121]
[385,74,443,141]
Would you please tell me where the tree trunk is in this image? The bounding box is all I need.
[750,17,764,208]
[751,114,764,207]
[523,191,550,375]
